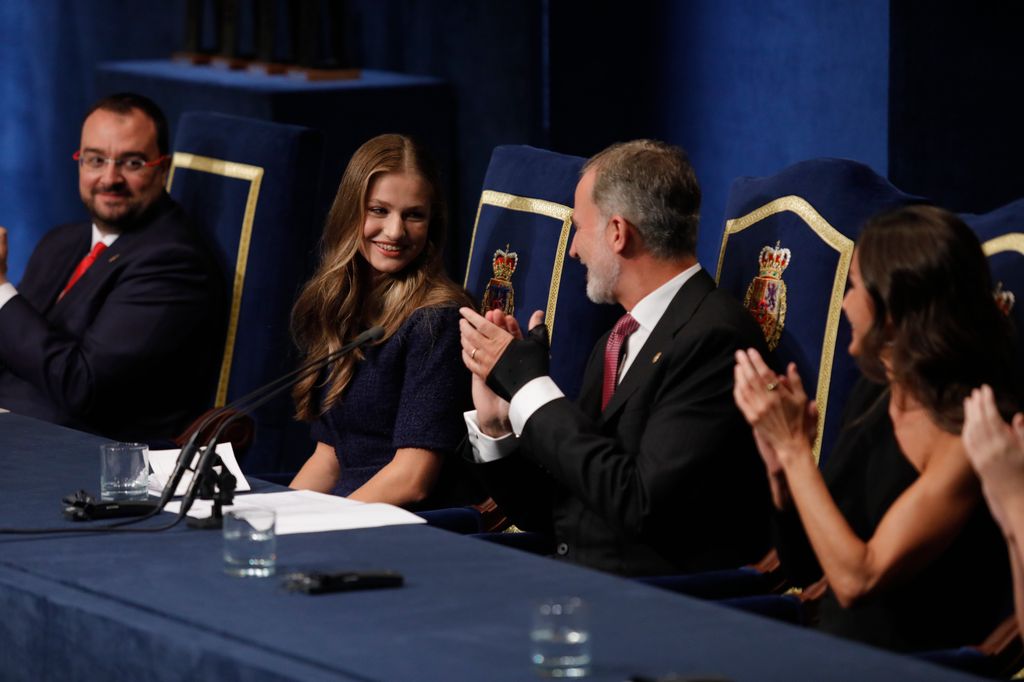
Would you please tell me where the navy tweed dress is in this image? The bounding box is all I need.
[310,304,473,501]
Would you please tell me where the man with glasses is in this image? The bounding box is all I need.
[0,92,225,441]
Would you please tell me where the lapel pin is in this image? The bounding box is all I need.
[651,352,662,364]
[108,254,120,263]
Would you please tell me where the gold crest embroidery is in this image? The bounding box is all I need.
[743,241,790,351]
[481,244,518,315]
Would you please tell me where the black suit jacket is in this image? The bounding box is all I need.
[0,194,225,441]
[480,269,772,576]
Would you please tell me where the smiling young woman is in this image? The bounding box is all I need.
[288,134,478,509]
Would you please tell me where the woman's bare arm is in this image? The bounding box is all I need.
[289,441,342,493]
[347,447,442,506]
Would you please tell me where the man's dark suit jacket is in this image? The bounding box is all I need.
[480,269,772,576]
[0,194,225,441]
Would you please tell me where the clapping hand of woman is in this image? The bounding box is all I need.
[733,348,819,508]
[963,384,1024,535]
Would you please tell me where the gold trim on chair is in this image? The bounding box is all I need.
[464,190,574,343]
[716,196,854,462]
[167,152,264,408]
[983,232,1024,257]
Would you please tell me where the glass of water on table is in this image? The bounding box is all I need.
[531,596,590,677]
[223,507,277,577]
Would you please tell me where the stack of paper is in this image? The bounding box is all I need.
[164,490,426,534]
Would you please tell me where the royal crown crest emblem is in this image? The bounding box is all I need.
[743,241,791,351]
[481,244,518,315]
[995,281,1016,317]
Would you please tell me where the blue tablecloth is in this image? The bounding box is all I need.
[0,412,983,681]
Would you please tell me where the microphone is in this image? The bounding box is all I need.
[167,325,386,522]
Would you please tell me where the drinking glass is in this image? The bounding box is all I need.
[223,508,277,577]
[99,442,150,501]
[530,596,591,677]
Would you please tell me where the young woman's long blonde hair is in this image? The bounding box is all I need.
[291,134,470,421]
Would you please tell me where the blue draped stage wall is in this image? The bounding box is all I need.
[546,0,890,270]
[4,1,1018,282]
[658,1,890,268]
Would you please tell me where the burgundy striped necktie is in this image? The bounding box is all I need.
[60,242,107,299]
[601,313,640,410]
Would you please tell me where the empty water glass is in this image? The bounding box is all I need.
[99,442,150,501]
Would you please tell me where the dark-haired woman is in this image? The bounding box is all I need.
[733,204,1018,652]
[288,134,476,508]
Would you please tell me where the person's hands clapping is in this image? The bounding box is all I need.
[459,307,546,437]
[460,306,548,403]
[963,384,1024,534]
[733,348,814,472]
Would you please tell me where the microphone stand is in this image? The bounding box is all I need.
[168,325,386,529]
[33,326,384,533]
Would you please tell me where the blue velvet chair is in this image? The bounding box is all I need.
[167,112,324,475]
[714,162,1023,463]
[714,158,918,463]
[914,615,1022,678]
[462,145,620,399]
[416,507,484,535]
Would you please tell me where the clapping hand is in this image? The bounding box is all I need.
[459,307,545,437]
[733,349,815,464]
[733,349,817,508]
[963,384,1024,532]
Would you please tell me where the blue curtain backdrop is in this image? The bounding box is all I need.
[657,1,889,268]
[0,1,182,284]
[2,1,1015,290]
[547,0,889,271]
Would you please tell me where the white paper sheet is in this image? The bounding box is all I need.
[163,489,425,534]
[148,442,250,496]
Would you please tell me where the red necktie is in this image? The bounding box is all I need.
[601,313,640,410]
[60,242,108,298]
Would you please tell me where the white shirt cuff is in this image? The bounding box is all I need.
[464,410,519,463]
[508,376,564,435]
[0,283,18,311]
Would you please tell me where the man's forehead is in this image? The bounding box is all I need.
[80,108,158,148]
[574,169,597,211]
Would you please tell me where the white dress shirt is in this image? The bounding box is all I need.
[465,262,703,462]
[0,225,118,311]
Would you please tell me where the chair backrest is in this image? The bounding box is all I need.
[961,198,1024,349]
[714,159,918,462]
[463,145,619,399]
[168,111,324,474]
